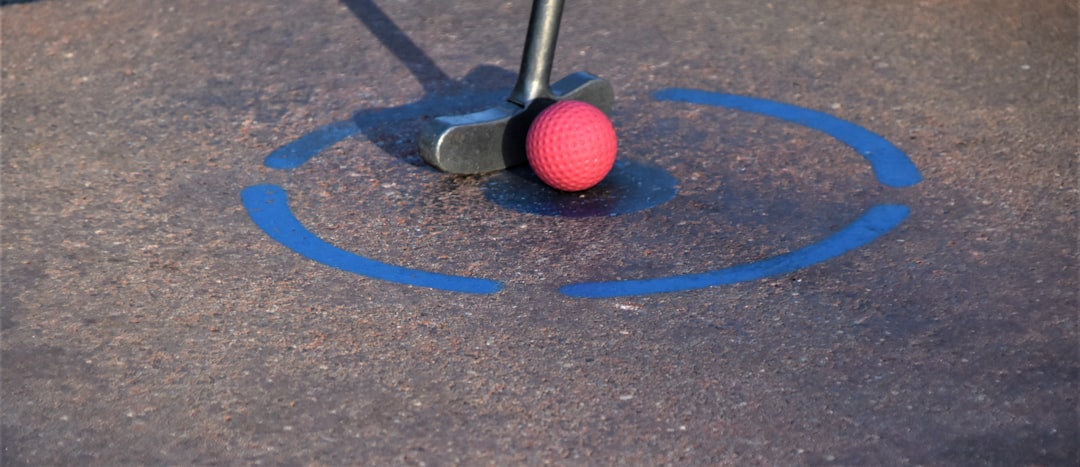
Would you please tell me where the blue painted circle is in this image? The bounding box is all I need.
[241,88,921,296]
[653,89,922,188]
[560,204,910,298]
[242,184,503,294]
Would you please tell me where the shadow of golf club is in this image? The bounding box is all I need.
[264,0,521,170]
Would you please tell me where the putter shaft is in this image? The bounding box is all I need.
[509,0,564,105]
[419,0,613,174]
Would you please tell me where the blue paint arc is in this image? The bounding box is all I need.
[264,120,361,170]
[654,88,922,188]
[560,204,910,298]
[241,184,503,294]
[248,87,921,298]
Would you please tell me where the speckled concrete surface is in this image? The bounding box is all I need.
[2,0,1077,464]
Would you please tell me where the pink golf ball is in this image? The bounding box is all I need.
[526,100,617,192]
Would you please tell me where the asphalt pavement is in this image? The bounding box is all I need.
[2,0,1077,464]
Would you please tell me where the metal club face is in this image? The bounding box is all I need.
[419,0,615,174]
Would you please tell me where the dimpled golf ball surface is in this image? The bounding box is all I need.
[526,100,617,192]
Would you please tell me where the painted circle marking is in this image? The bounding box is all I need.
[241,87,921,297]
[242,184,503,294]
[654,89,921,188]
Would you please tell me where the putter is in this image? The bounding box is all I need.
[419,0,614,174]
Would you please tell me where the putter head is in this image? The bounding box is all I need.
[420,72,614,174]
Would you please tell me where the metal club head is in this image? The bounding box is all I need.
[419,0,615,174]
